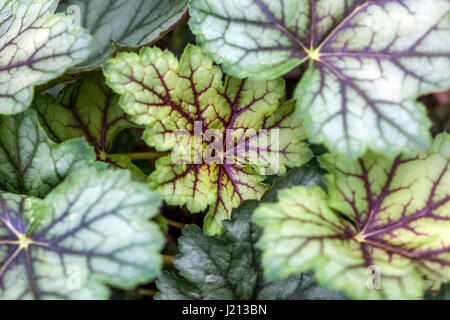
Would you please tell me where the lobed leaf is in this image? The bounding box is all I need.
[254,133,450,299]
[0,0,93,115]
[104,45,312,234]
[0,109,104,198]
[190,0,450,158]
[0,169,163,299]
[59,0,188,71]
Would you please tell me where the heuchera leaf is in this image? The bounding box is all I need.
[0,109,104,198]
[156,165,345,300]
[103,45,312,235]
[190,0,450,159]
[32,72,134,161]
[0,0,93,115]
[59,0,188,71]
[254,133,450,299]
[0,169,163,299]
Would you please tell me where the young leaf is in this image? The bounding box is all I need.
[156,165,343,300]
[0,110,104,198]
[0,0,93,115]
[33,72,134,159]
[103,45,312,234]
[190,0,450,158]
[254,133,450,299]
[0,169,163,299]
[59,0,188,71]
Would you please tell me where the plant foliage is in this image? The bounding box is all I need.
[33,72,134,160]
[0,110,104,197]
[0,169,163,299]
[156,165,347,300]
[190,0,450,158]
[0,0,447,301]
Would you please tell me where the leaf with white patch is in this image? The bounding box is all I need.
[33,72,135,162]
[190,0,450,158]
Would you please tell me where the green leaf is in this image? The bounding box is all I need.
[156,165,342,300]
[104,44,312,235]
[190,0,450,159]
[33,72,135,158]
[155,225,300,300]
[290,272,348,300]
[0,169,163,299]
[59,0,188,71]
[106,154,148,182]
[0,0,93,115]
[0,109,104,198]
[254,133,450,299]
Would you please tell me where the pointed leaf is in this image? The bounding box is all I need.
[0,0,92,115]
[59,0,188,71]
[104,45,312,234]
[0,169,163,299]
[0,110,104,198]
[254,133,450,299]
[190,0,450,158]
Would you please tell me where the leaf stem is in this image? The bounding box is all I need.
[112,152,167,160]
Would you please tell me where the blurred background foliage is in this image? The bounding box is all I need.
[45,12,450,300]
